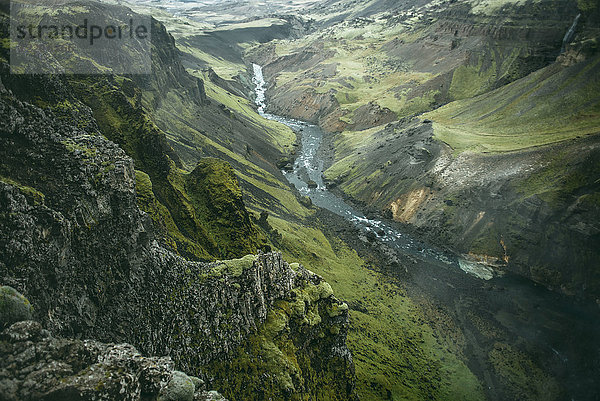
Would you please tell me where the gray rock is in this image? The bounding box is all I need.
[0,320,228,401]
[159,371,195,401]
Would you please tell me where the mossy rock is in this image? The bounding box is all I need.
[299,195,312,207]
[158,371,195,401]
[0,286,34,329]
[217,254,257,277]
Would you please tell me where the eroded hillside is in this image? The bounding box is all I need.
[254,0,600,301]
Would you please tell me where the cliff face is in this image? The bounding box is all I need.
[0,4,356,398]
[0,75,355,400]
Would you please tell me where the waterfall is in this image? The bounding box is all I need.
[561,13,580,54]
[252,63,267,114]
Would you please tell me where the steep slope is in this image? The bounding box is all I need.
[256,0,600,300]
[0,67,356,401]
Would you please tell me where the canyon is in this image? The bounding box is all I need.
[1,0,599,400]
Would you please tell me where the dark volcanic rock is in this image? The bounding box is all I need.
[0,61,355,400]
[0,318,227,401]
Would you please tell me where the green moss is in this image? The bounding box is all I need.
[0,176,45,205]
[214,254,257,277]
[62,139,97,158]
[198,75,296,153]
[184,158,262,258]
[0,286,34,328]
[578,192,600,207]
[208,275,353,401]
[469,223,505,258]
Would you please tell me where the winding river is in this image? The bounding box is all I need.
[252,63,600,400]
[252,63,491,279]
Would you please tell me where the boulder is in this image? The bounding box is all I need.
[300,195,313,207]
[0,286,34,329]
[159,371,195,401]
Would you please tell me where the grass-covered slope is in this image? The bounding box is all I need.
[428,51,600,153]
[322,47,600,300]
[269,215,484,401]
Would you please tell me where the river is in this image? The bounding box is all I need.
[252,63,600,400]
[252,64,493,279]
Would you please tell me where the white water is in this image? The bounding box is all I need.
[252,63,495,279]
[561,13,581,54]
[252,63,267,114]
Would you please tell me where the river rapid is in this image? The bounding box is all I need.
[252,63,600,400]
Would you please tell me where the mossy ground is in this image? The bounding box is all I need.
[427,54,600,154]
[208,272,352,401]
[265,215,484,401]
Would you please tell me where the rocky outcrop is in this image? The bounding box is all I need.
[0,287,227,401]
[0,56,355,400]
[346,101,397,131]
[0,320,227,401]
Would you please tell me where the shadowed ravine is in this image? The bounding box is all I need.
[253,63,600,400]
